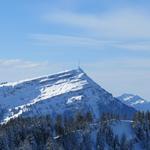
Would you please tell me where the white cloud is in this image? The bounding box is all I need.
[30,34,117,48]
[30,33,150,51]
[0,59,80,83]
[0,59,50,82]
[0,59,48,69]
[43,9,150,39]
[114,41,150,51]
[28,8,150,52]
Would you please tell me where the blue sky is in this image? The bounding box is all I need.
[0,0,150,99]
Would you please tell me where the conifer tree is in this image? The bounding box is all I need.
[55,115,64,136]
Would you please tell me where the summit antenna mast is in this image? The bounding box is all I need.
[78,60,81,69]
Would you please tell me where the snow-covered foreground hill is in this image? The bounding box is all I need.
[0,68,136,123]
[117,94,150,111]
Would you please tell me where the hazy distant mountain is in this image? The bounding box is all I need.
[0,68,135,124]
[117,93,150,111]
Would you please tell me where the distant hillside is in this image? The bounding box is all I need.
[117,93,150,111]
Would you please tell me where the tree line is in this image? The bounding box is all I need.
[0,111,149,150]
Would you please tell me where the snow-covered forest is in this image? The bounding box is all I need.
[0,111,150,150]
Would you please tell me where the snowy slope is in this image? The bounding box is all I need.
[117,94,150,111]
[0,68,136,123]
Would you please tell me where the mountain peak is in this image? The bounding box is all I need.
[118,93,147,103]
[117,93,150,111]
[0,69,136,123]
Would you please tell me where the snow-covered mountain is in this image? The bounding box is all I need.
[0,68,136,123]
[117,93,150,111]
